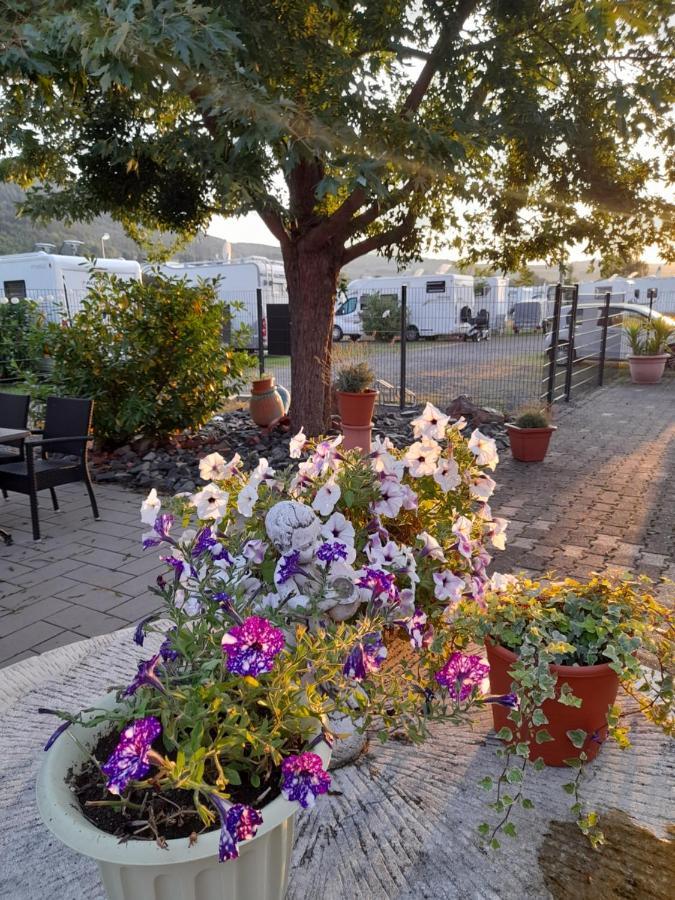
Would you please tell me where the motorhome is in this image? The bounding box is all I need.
[0,248,142,319]
[150,257,287,348]
[334,274,475,342]
[473,276,509,329]
[579,275,675,314]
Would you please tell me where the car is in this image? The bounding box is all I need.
[544,302,675,364]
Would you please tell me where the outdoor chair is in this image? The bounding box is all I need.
[0,396,99,541]
[0,391,30,466]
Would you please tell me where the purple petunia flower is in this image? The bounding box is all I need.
[101,716,162,795]
[192,525,217,557]
[123,654,165,697]
[357,567,400,606]
[342,632,387,681]
[397,609,431,650]
[316,541,348,564]
[221,616,285,676]
[159,628,179,662]
[275,550,304,585]
[280,752,331,809]
[435,652,490,702]
[484,693,519,709]
[211,797,263,862]
[142,513,175,549]
[43,719,72,751]
[132,614,156,647]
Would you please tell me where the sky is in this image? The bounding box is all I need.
[208,213,665,265]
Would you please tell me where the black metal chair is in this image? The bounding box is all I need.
[0,392,30,466]
[0,396,99,541]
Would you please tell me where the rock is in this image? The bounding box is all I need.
[446,395,506,426]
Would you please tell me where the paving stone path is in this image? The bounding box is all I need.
[1,376,673,668]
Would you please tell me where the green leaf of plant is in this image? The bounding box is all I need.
[535,729,554,743]
[567,729,587,749]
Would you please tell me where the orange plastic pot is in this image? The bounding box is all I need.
[486,640,620,766]
[341,422,372,453]
[505,424,556,462]
[628,354,669,384]
[336,389,378,427]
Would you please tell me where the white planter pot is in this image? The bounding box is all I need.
[37,694,331,900]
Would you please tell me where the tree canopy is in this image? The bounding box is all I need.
[1,1,673,430]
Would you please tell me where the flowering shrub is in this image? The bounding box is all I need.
[42,405,518,862]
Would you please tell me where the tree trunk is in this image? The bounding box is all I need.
[282,241,341,435]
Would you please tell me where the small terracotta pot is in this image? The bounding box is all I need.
[505,424,556,462]
[486,640,620,767]
[249,376,289,427]
[628,354,669,384]
[336,390,378,427]
[341,422,372,453]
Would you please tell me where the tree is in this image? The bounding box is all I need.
[1,2,673,433]
[599,256,650,278]
[360,292,402,343]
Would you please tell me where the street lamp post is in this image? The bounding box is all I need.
[101,233,110,258]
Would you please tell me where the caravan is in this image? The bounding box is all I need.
[334,274,475,342]
[0,249,142,319]
[151,257,288,349]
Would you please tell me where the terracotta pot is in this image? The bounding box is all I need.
[505,424,556,462]
[341,422,372,453]
[249,376,289,427]
[336,390,378,427]
[628,354,669,384]
[486,640,620,767]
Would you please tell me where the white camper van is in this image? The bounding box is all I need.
[473,276,509,329]
[579,276,675,314]
[334,274,475,342]
[0,250,142,319]
[151,257,287,349]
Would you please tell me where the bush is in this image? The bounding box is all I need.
[50,273,251,445]
[0,296,50,378]
[359,292,401,342]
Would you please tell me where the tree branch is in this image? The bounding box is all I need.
[349,179,418,236]
[255,205,289,245]
[341,211,417,265]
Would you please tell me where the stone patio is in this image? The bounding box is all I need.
[1,376,673,668]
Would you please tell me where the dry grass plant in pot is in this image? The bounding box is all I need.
[505,408,556,462]
[334,361,377,427]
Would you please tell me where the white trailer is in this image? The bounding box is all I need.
[334,274,475,342]
[473,276,509,329]
[0,250,142,319]
[150,257,288,348]
[577,275,675,314]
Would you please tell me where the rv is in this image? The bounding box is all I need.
[150,257,287,349]
[579,276,675,314]
[0,249,142,319]
[473,276,509,329]
[334,274,475,342]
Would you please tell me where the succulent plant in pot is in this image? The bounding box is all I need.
[505,407,556,462]
[451,574,673,846]
[623,316,674,384]
[334,361,377,427]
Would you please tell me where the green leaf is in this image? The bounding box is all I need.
[562,782,576,794]
[478,823,490,836]
[503,822,517,838]
[532,709,549,726]
[535,729,554,744]
[521,798,534,809]
[479,776,494,791]
[506,768,523,784]
[496,727,514,741]
[490,838,501,850]
[567,729,587,749]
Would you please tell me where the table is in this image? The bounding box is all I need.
[0,426,30,545]
[0,628,672,899]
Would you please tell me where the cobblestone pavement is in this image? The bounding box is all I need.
[1,377,673,668]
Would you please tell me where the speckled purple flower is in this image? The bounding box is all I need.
[192,525,216,556]
[357,567,400,606]
[142,513,174,549]
[101,716,162,795]
[280,752,331,809]
[342,632,387,681]
[210,797,263,862]
[316,541,348,564]
[275,550,305,585]
[123,654,165,697]
[221,616,285,676]
[435,652,490,702]
[398,609,431,650]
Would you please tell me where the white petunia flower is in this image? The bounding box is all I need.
[312,477,341,516]
[321,511,355,548]
[411,402,450,441]
[489,572,518,593]
[140,488,161,525]
[433,570,465,604]
[243,539,268,564]
[417,531,446,561]
[237,481,259,517]
[289,428,307,459]
[404,438,441,477]
[190,483,229,521]
[434,456,461,492]
[251,457,275,483]
[366,534,407,569]
[469,473,497,501]
[372,477,406,518]
[468,429,499,471]
[199,452,227,482]
[488,517,509,551]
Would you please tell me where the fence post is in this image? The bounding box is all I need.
[256,288,265,377]
[399,285,407,410]
[545,284,562,405]
[564,284,579,401]
[598,290,611,386]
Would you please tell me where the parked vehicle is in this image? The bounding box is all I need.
[0,248,141,319]
[544,301,675,363]
[511,299,549,333]
[464,309,490,342]
[334,274,475,342]
[473,276,508,329]
[151,257,288,349]
[578,275,675,314]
